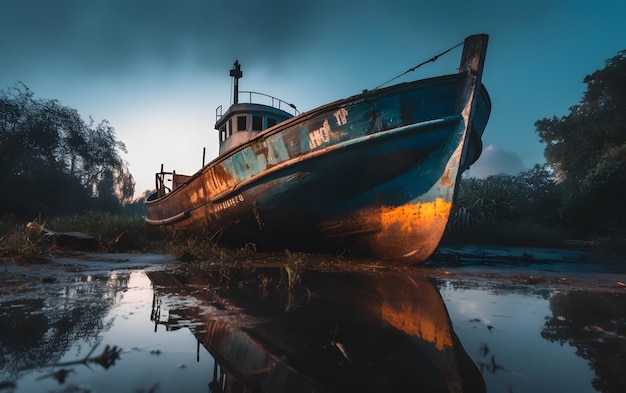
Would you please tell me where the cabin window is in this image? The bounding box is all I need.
[227,119,233,137]
[252,115,263,131]
[267,118,277,128]
[219,125,226,142]
[237,116,247,131]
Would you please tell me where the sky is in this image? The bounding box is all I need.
[2,0,626,198]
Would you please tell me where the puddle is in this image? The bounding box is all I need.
[147,268,485,392]
[438,280,626,393]
[1,252,625,392]
[0,269,215,392]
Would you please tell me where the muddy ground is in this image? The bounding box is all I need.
[2,244,625,296]
[1,245,625,393]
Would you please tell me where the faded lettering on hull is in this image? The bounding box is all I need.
[308,109,350,149]
[333,108,348,126]
[308,119,331,149]
[214,194,244,212]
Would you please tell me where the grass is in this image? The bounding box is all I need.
[0,213,288,266]
[0,219,54,262]
[45,213,152,253]
[0,213,226,263]
[2,213,619,265]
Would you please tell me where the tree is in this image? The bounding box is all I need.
[79,118,135,205]
[535,50,626,230]
[0,83,135,217]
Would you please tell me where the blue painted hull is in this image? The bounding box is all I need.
[148,27,491,265]
[146,72,490,262]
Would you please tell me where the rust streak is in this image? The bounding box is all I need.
[440,168,453,186]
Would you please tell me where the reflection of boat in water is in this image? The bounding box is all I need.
[145,34,490,263]
[148,268,485,392]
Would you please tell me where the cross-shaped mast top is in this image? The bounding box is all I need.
[230,60,243,104]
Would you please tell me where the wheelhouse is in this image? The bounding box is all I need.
[214,61,298,155]
[215,102,294,155]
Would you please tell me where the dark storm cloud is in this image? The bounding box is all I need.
[1,0,559,78]
[0,0,319,75]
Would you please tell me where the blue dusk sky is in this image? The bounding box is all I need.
[2,0,625,197]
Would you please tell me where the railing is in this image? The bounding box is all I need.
[238,91,300,115]
[154,164,193,198]
[155,164,173,198]
[216,91,299,121]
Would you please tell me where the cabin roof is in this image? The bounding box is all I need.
[215,102,293,129]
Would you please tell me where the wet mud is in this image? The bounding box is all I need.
[1,246,625,392]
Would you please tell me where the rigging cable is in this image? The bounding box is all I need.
[373,41,464,90]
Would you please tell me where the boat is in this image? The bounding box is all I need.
[145,34,491,263]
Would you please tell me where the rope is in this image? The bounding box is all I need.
[373,40,464,90]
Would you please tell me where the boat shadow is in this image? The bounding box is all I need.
[147,266,485,393]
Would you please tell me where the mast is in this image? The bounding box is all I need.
[230,60,243,104]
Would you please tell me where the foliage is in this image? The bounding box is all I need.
[448,164,559,236]
[122,190,154,216]
[535,50,626,230]
[0,83,134,218]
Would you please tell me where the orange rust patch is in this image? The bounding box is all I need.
[380,198,452,233]
[364,198,453,262]
[319,199,454,262]
[209,164,235,195]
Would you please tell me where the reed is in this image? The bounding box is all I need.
[0,219,53,261]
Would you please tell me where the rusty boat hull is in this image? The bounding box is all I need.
[146,35,491,263]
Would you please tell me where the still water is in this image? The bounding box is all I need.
[1,251,625,392]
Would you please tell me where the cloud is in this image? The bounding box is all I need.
[466,145,526,178]
[1,0,558,78]
[0,0,320,76]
